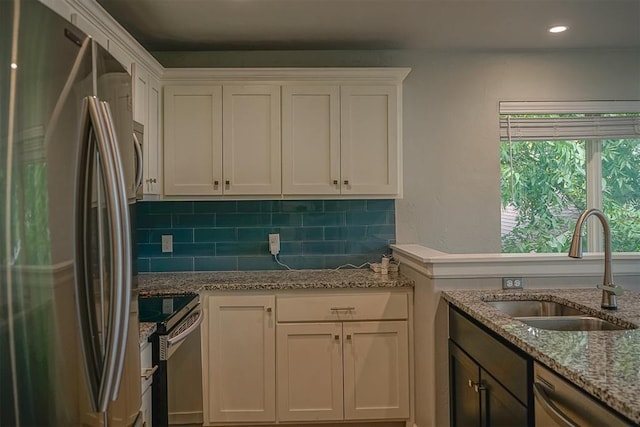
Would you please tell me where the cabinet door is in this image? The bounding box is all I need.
[340,85,399,195]
[276,323,344,422]
[164,85,223,196]
[282,85,341,195]
[449,341,481,427]
[343,321,410,420]
[482,368,528,427]
[132,63,148,125]
[222,85,281,195]
[204,295,276,424]
[144,76,161,195]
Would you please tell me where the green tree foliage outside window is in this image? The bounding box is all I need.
[501,138,640,253]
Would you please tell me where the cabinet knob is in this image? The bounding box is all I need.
[147,178,157,184]
[214,180,219,186]
[468,380,484,392]
[343,180,349,185]
[266,307,272,313]
[225,180,230,185]
[334,335,340,340]
[346,334,352,340]
[333,180,338,185]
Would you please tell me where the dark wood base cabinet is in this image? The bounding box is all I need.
[449,306,533,427]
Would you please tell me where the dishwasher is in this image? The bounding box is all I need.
[533,363,631,426]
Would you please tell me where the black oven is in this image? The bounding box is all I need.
[139,294,202,427]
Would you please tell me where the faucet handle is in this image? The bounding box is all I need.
[598,283,624,296]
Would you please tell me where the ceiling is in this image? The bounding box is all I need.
[97,0,640,51]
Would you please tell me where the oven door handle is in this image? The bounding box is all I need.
[167,307,204,347]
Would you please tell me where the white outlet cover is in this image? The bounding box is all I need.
[161,235,173,253]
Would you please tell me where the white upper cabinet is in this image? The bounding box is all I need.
[341,85,399,196]
[282,85,341,195]
[132,63,148,125]
[164,85,223,196]
[161,68,410,199]
[144,75,162,196]
[222,85,281,195]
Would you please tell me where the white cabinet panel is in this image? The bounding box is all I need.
[107,39,132,74]
[132,63,148,125]
[343,321,410,420]
[341,85,399,195]
[203,295,276,424]
[277,323,344,421]
[282,85,341,195]
[69,11,107,48]
[145,76,161,195]
[164,85,223,196]
[222,85,281,195]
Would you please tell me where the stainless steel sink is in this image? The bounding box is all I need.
[485,300,585,317]
[517,316,632,331]
[485,299,637,331]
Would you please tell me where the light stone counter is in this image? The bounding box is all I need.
[139,269,413,296]
[139,322,157,344]
[443,288,640,424]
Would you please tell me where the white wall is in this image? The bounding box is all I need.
[155,49,640,253]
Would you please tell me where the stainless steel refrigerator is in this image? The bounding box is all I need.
[1,0,142,425]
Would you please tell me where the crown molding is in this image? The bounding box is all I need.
[161,67,412,83]
[65,0,164,79]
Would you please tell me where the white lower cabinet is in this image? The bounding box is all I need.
[140,340,154,427]
[201,290,411,426]
[277,322,344,421]
[202,294,276,425]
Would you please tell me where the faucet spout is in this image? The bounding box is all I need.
[568,208,623,309]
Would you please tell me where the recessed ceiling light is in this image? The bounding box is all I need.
[549,26,568,34]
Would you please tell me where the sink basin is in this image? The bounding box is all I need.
[517,316,633,331]
[486,300,585,317]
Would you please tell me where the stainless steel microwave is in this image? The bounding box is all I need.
[133,121,144,200]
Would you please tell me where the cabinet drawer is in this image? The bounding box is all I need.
[449,306,529,405]
[140,341,154,392]
[277,292,408,322]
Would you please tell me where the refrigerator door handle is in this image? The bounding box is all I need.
[99,100,132,400]
[133,131,143,193]
[75,96,126,413]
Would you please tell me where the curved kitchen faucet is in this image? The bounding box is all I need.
[568,208,623,310]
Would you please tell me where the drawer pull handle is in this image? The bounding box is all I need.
[330,307,355,311]
[141,365,158,380]
[343,180,349,185]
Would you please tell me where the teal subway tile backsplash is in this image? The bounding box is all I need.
[137,199,395,272]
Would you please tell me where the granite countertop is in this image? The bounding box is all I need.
[443,288,640,424]
[139,322,156,344]
[138,269,413,296]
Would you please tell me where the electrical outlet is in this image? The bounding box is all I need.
[502,277,524,289]
[161,235,173,253]
[269,233,280,255]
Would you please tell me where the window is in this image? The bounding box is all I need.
[500,101,640,253]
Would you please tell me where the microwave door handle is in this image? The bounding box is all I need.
[99,100,132,400]
[133,131,143,192]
